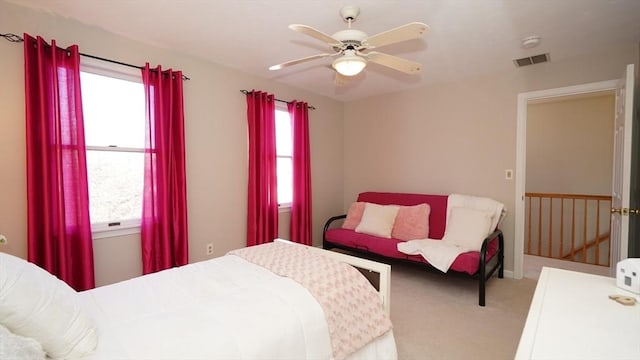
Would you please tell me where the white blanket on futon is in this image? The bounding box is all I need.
[447,193,505,231]
[397,239,465,273]
[398,194,505,273]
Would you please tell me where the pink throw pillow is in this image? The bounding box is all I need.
[391,203,430,241]
[342,202,366,229]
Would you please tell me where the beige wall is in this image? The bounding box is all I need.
[0,1,345,286]
[526,94,615,195]
[1,1,638,281]
[343,45,638,272]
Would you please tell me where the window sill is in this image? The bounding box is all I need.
[92,224,140,239]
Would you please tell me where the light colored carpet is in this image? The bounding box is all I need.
[389,263,537,360]
[524,254,610,280]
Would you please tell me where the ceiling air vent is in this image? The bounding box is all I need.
[513,53,550,67]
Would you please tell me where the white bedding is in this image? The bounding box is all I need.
[78,254,397,360]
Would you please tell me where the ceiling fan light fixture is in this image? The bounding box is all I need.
[332,54,367,76]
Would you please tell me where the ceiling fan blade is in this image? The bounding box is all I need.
[363,51,423,74]
[289,24,342,47]
[364,22,430,49]
[269,53,334,71]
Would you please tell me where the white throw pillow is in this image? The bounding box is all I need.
[355,203,400,238]
[0,252,97,359]
[0,323,45,360]
[441,207,493,252]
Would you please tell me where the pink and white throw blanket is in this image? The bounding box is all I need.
[229,241,392,360]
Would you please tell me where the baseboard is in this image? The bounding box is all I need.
[503,270,515,279]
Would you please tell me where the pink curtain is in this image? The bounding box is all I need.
[246,90,278,246]
[24,34,95,291]
[288,101,312,245]
[141,63,189,274]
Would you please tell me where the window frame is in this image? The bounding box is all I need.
[80,58,145,239]
[275,103,293,210]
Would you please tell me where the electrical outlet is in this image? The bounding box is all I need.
[0,234,7,245]
[206,243,213,255]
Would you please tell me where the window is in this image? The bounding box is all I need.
[80,64,145,237]
[275,104,293,207]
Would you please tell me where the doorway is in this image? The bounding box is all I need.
[523,91,615,279]
[514,79,619,280]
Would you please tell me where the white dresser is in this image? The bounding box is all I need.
[516,267,640,359]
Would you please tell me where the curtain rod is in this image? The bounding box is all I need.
[1,32,190,81]
[240,90,316,110]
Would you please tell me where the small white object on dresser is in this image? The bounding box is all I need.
[617,258,640,294]
[516,267,640,360]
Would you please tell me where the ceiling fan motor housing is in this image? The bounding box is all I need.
[331,29,367,51]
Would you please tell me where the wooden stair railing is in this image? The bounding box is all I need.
[561,231,610,260]
[525,192,611,267]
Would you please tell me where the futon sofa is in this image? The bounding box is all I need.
[322,192,504,306]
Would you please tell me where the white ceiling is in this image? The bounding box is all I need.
[8,0,640,102]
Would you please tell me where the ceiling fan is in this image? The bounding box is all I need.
[269,5,430,82]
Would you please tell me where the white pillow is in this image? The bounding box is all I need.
[0,323,45,360]
[0,252,97,359]
[355,203,400,238]
[441,207,493,251]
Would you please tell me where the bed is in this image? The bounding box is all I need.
[0,239,397,360]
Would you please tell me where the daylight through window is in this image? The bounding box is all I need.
[80,70,145,234]
[275,106,293,206]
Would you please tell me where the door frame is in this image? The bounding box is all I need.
[514,79,619,279]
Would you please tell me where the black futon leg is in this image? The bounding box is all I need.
[479,271,486,307]
[498,232,505,279]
